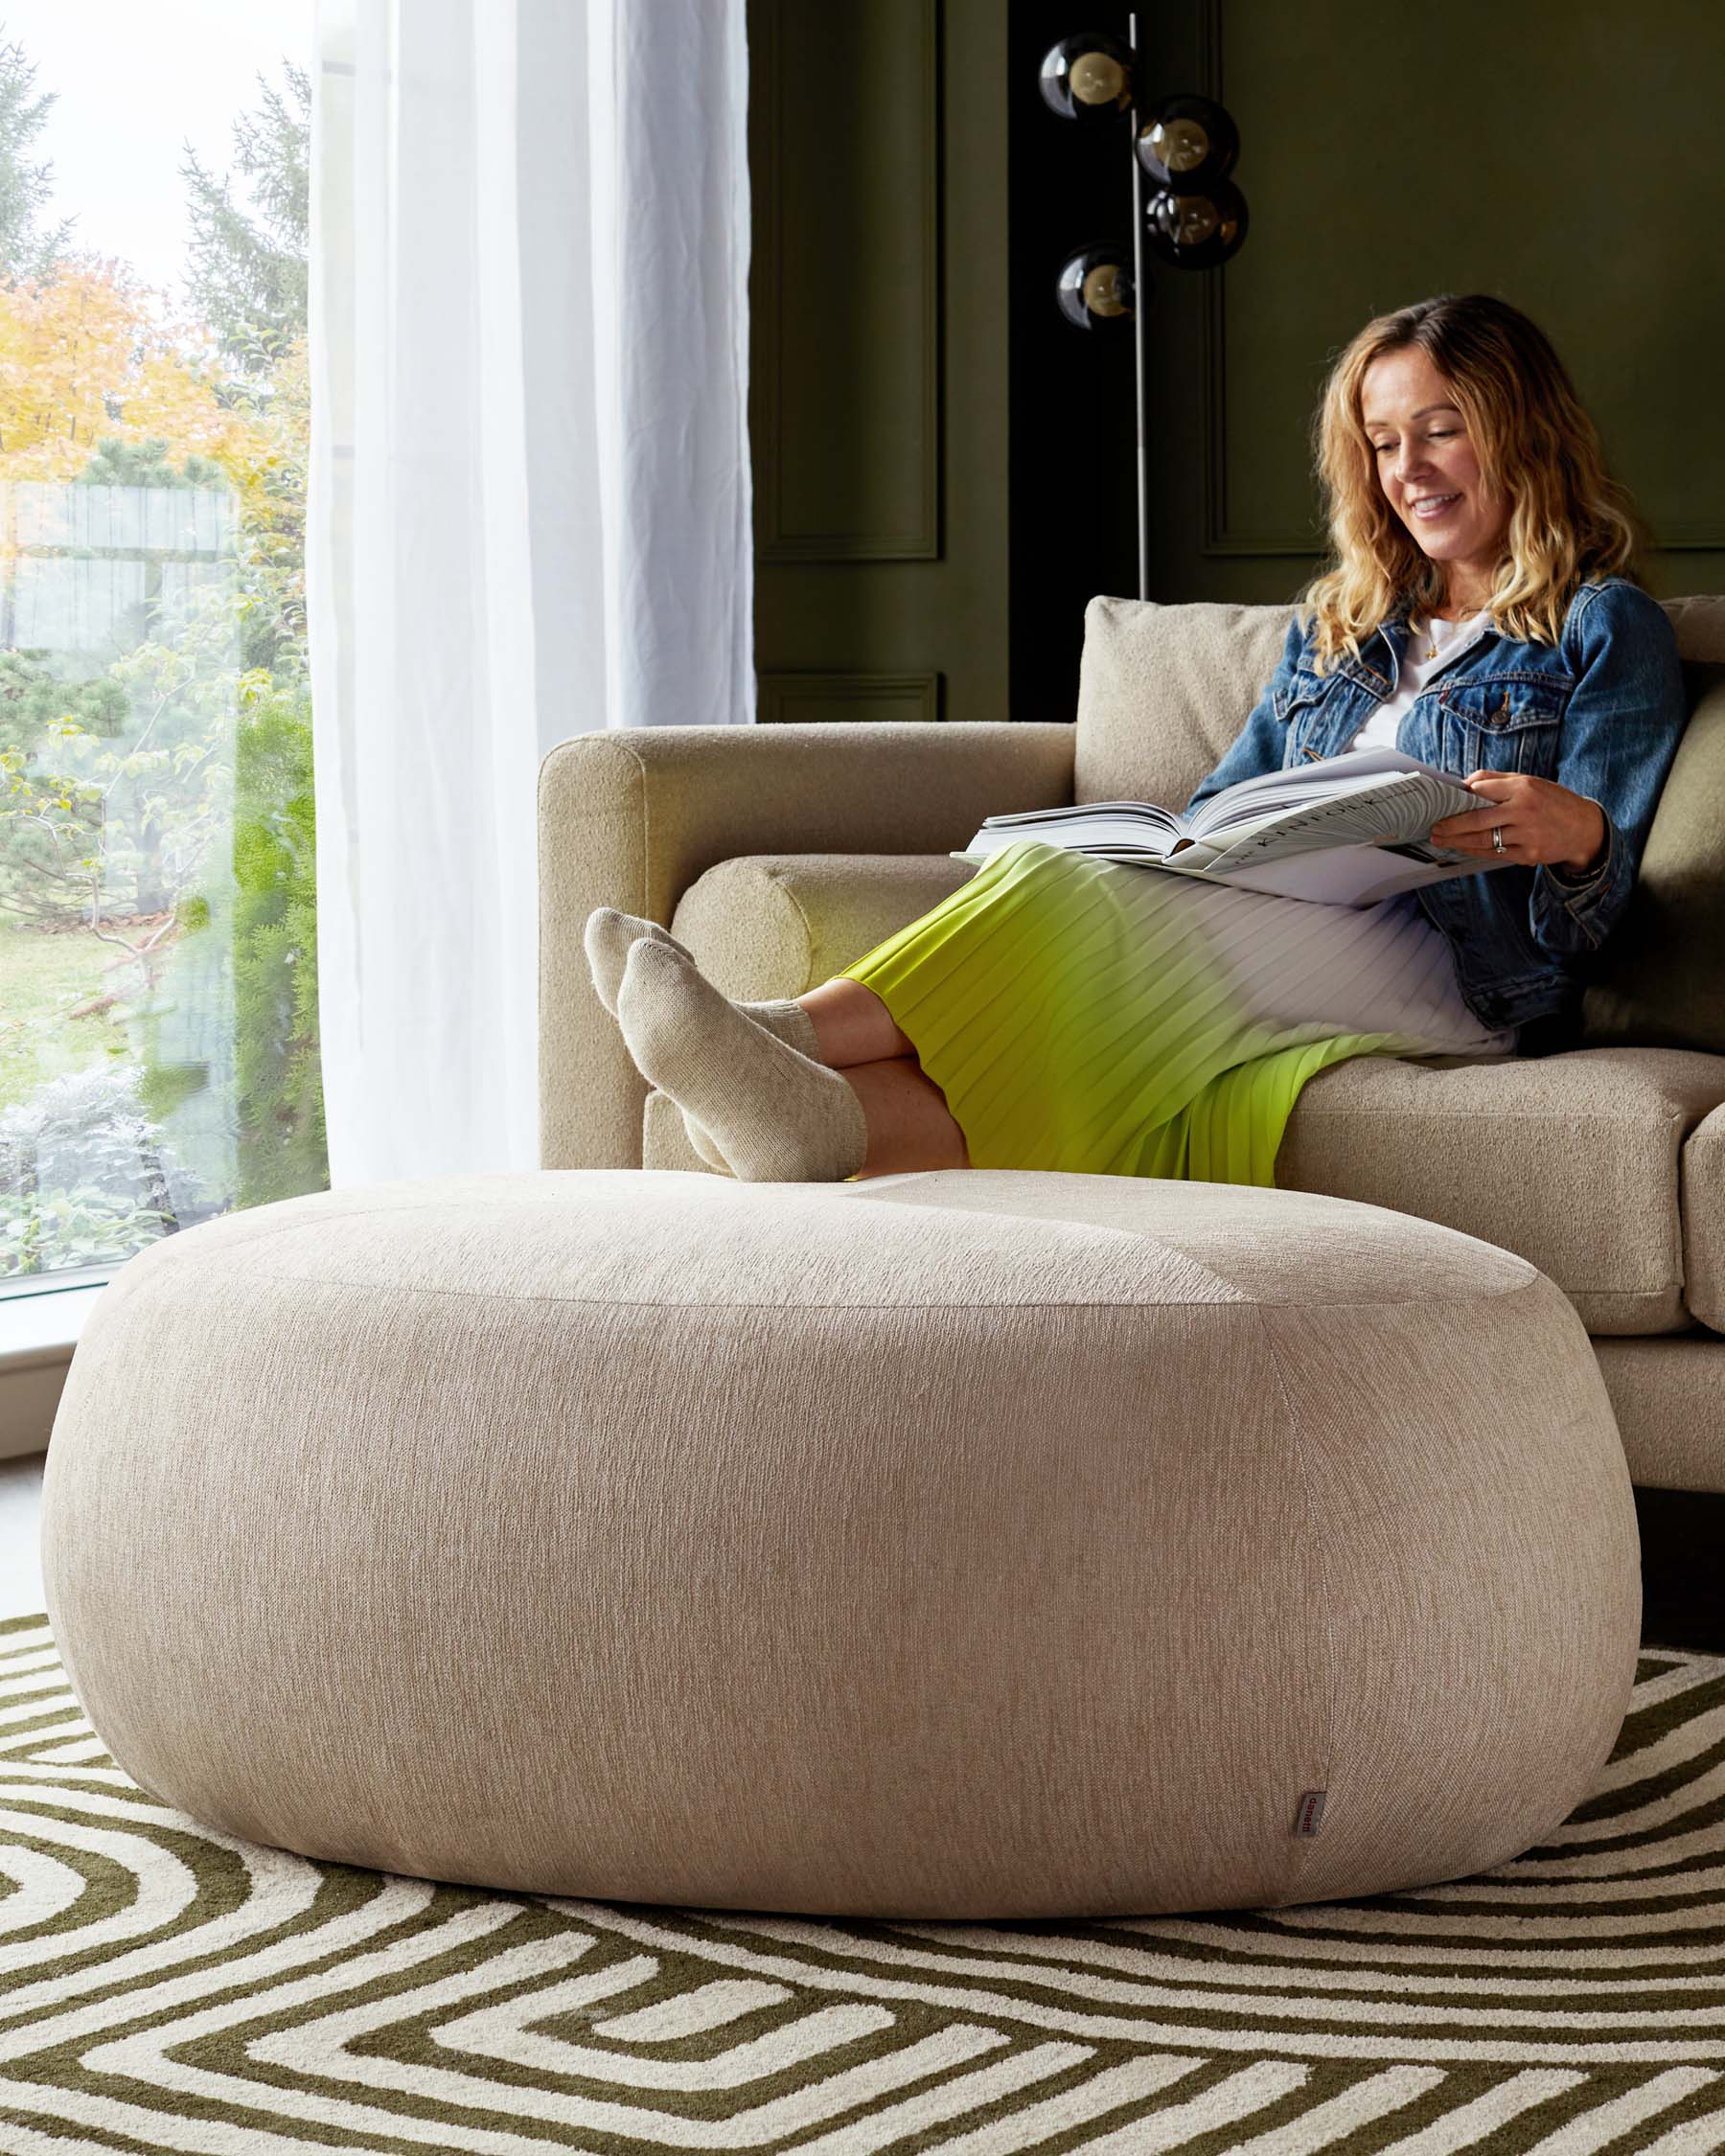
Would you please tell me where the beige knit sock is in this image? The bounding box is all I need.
[584,907,821,1055]
[616,938,867,1182]
[585,906,824,1172]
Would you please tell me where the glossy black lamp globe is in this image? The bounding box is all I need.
[1143,180,1249,269]
[1055,245,1136,331]
[1038,32,1134,121]
[1135,93,1239,192]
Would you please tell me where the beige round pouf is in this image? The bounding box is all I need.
[43,1169,1638,1919]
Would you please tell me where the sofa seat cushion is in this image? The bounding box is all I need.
[671,853,975,1000]
[1592,1333,1725,1491]
[1681,1103,1725,1335]
[1277,1046,1725,1335]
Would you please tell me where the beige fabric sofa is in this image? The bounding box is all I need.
[539,598,1725,1495]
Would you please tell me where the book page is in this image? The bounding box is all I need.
[1185,748,1476,840]
[1193,772,1478,869]
[956,750,1494,901]
[961,802,1184,861]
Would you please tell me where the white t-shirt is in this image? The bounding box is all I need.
[1346,608,1492,755]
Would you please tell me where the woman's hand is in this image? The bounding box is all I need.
[1427,771,1608,875]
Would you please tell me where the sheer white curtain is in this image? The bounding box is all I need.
[309,0,754,1189]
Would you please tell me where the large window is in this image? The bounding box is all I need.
[0,7,321,1286]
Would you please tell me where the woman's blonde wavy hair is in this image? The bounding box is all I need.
[1301,294,1648,671]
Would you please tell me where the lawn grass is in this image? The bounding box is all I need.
[0,923,142,1115]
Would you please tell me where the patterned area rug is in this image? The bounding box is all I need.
[5,1613,1725,2156]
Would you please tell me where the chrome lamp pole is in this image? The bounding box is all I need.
[1038,25,1249,599]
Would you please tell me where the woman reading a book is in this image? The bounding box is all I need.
[586,292,1688,1186]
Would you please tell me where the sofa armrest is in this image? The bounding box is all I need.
[1683,1102,1725,1334]
[538,722,1075,1168]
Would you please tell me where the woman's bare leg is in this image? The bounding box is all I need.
[794,980,968,1176]
[845,1057,969,1178]
[797,977,914,1068]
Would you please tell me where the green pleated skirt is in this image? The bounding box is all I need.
[840,839,1511,1186]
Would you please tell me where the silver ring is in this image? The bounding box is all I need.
[1491,826,1506,856]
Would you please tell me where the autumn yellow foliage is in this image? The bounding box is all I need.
[0,257,267,485]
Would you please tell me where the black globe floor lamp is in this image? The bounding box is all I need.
[1041,20,1248,598]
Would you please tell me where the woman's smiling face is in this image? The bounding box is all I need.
[1361,345,1509,602]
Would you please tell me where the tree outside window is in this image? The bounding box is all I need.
[0,32,324,1281]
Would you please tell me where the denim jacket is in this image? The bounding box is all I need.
[1185,577,1689,1036]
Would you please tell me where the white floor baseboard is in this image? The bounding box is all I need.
[0,1283,105,1459]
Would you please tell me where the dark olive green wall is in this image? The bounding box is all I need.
[748,0,1011,725]
[752,1,1725,728]
[1138,0,1725,605]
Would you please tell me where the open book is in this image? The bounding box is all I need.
[955,747,1513,906]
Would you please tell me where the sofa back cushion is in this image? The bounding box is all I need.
[1075,590,1725,1053]
[1075,596,1288,809]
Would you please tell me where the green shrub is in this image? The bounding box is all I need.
[225,678,327,1205]
[0,1062,179,1275]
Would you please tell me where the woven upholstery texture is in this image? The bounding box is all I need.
[1581,660,1725,1055]
[672,854,975,1000]
[1681,1102,1725,1334]
[1277,1045,1725,1335]
[45,1169,1638,1919]
[1593,1333,1725,1492]
[1074,597,1292,811]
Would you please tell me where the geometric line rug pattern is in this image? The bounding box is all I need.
[4,1613,1725,2155]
